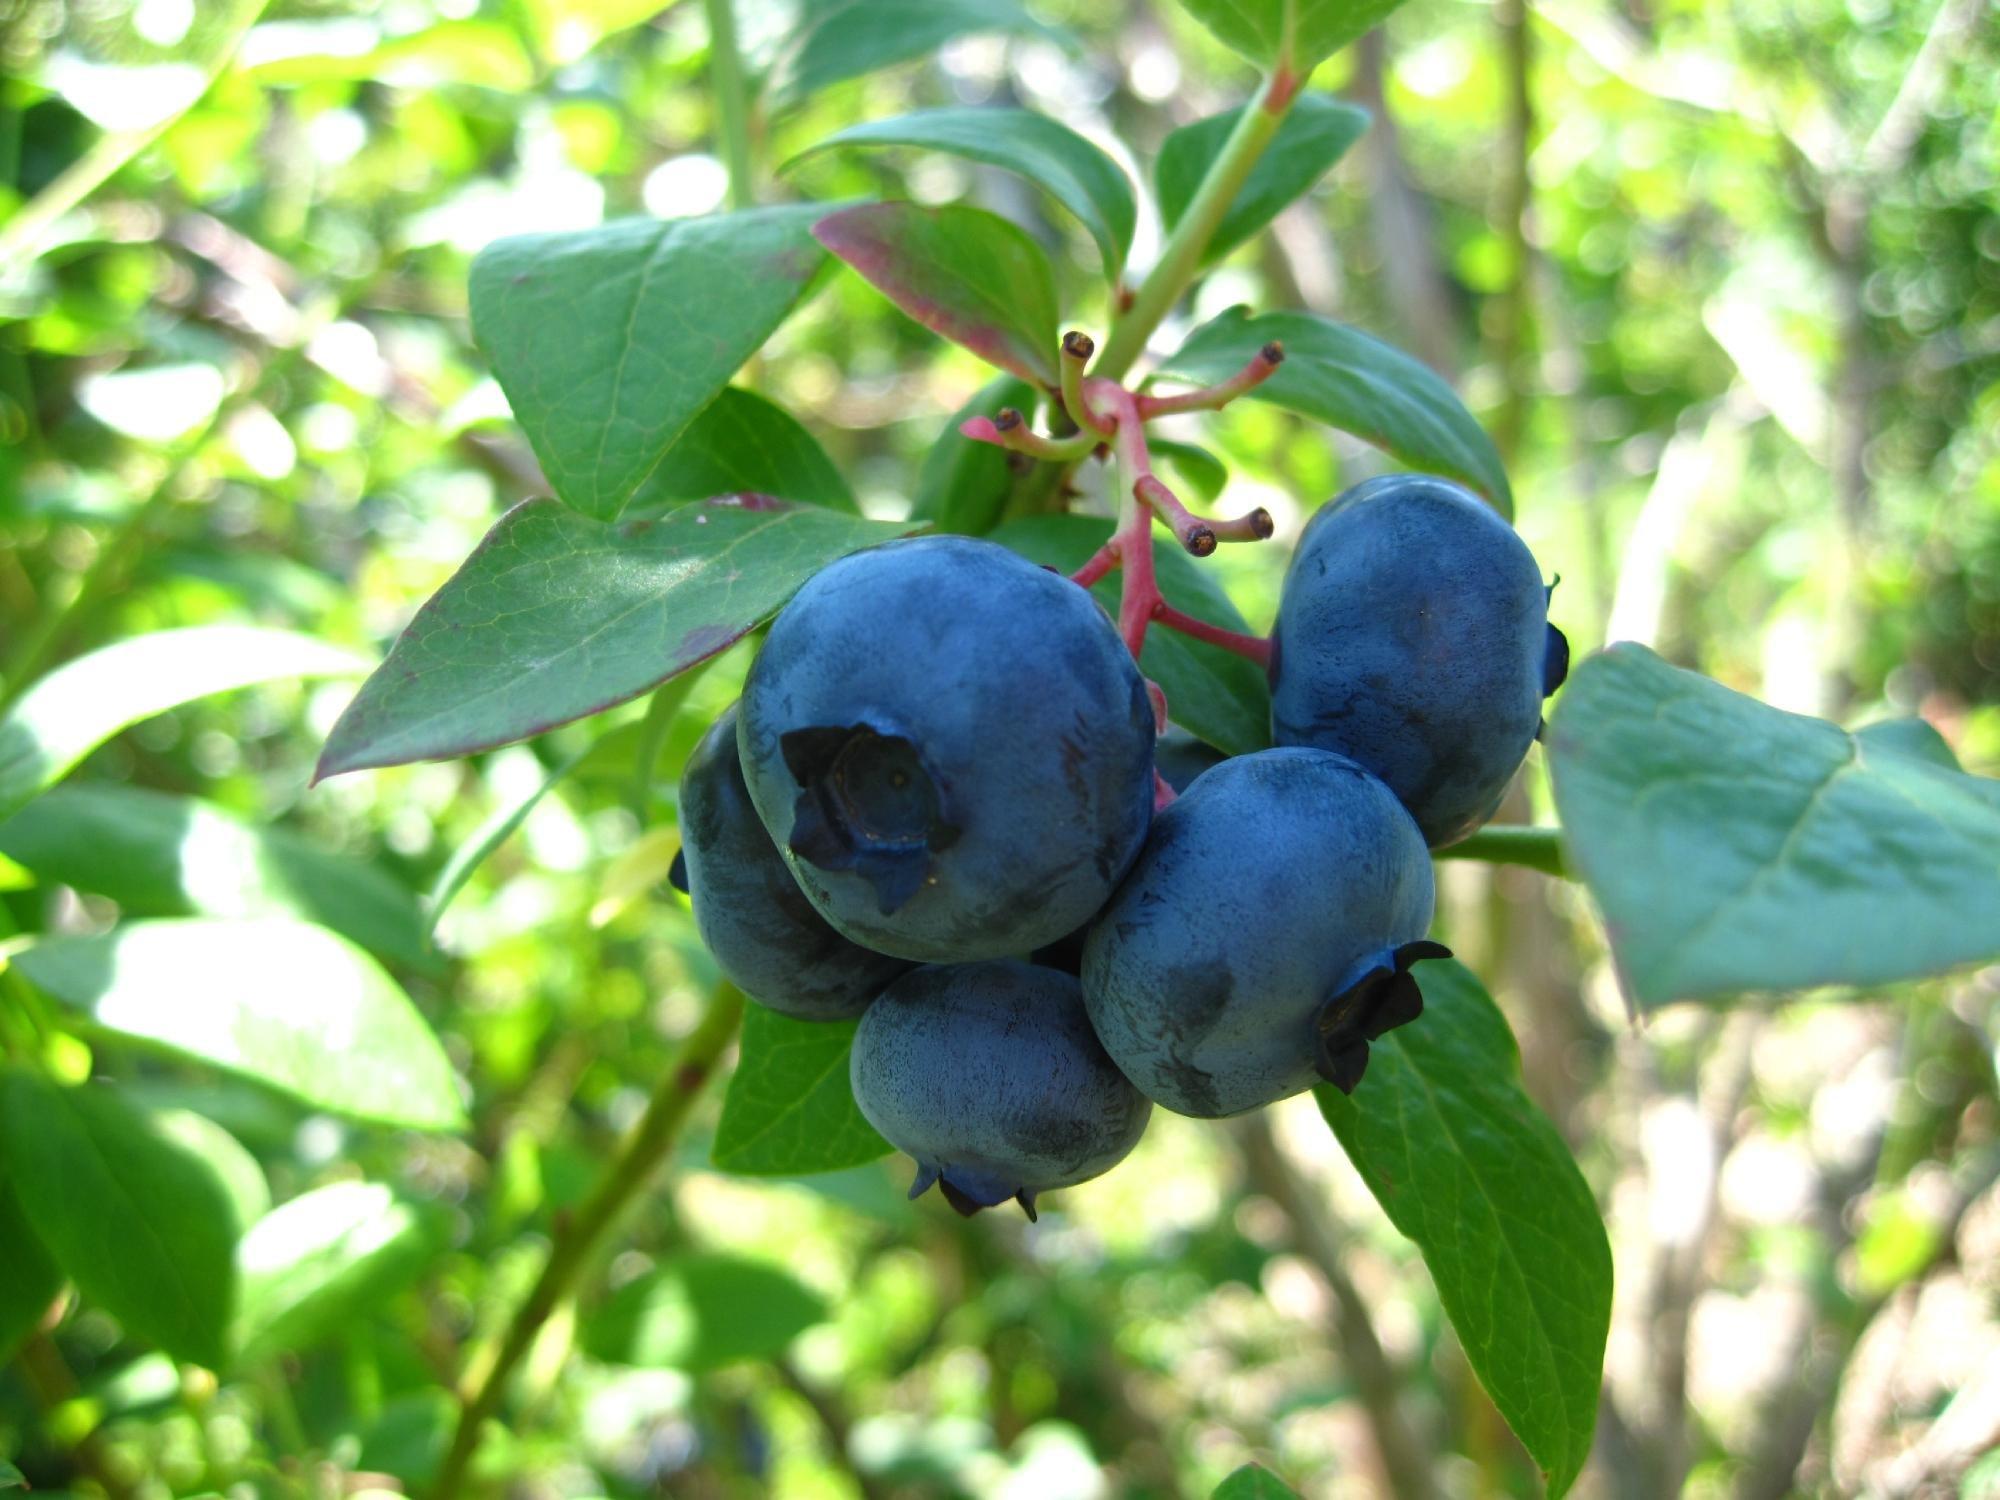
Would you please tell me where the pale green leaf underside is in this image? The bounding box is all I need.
[0,626,365,823]
[0,784,428,967]
[11,917,465,1131]
[234,1181,441,1364]
[1548,644,2000,1006]
[1319,961,1610,1497]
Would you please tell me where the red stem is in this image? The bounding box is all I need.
[1152,601,1274,669]
[1069,541,1119,589]
[1136,341,1285,419]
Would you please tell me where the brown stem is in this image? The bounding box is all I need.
[430,984,746,1500]
[1233,1116,1436,1498]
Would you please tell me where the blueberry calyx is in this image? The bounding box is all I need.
[1543,622,1571,697]
[781,723,960,914]
[908,1162,1039,1221]
[667,847,689,894]
[1312,939,1453,1094]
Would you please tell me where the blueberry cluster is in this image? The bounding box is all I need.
[672,475,1566,1218]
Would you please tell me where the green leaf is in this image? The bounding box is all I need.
[582,1252,826,1371]
[424,740,594,938]
[152,1108,269,1234]
[1157,94,1368,268]
[1318,962,1609,1498]
[711,1007,891,1176]
[988,514,1272,758]
[1159,307,1513,515]
[626,387,855,515]
[317,498,916,778]
[0,626,365,823]
[234,1182,442,1364]
[814,203,1061,385]
[790,108,1136,283]
[1548,644,2000,1007]
[1213,1465,1302,1500]
[0,1176,62,1363]
[0,1072,240,1368]
[1174,0,1410,69]
[1853,715,1961,770]
[468,206,831,523]
[0,1458,21,1489]
[912,374,1041,536]
[11,918,465,1131]
[520,0,667,65]
[1150,437,1230,506]
[765,0,1062,109]
[0,785,428,967]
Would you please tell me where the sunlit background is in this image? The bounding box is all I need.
[2,0,1997,1494]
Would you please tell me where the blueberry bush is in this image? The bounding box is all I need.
[3,0,1998,1495]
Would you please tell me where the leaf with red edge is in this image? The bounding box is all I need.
[813,203,1060,384]
[316,498,918,778]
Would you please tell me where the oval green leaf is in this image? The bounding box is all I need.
[0,784,429,967]
[625,387,855,516]
[9,917,465,1131]
[988,513,1273,758]
[1317,961,1610,1498]
[582,1252,827,1372]
[912,374,1041,536]
[0,1072,240,1369]
[234,1181,443,1365]
[315,497,918,779]
[1213,1465,1302,1500]
[1175,0,1411,69]
[468,206,832,523]
[1158,307,1512,515]
[1548,644,2000,1007]
[814,202,1060,385]
[765,0,1064,109]
[790,108,1136,284]
[1158,94,1368,269]
[0,1177,62,1363]
[0,626,366,823]
[711,1006,891,1177]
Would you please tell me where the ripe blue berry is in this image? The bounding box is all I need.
[1082,748,1446,1117]
[1268,474,1568,846]
[676,705,909,1019]
[850,960,1151,1218]
[739,536,1155,962]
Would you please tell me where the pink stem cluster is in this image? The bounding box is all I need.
[959,335,1279,811]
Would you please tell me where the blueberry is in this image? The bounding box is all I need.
[850,960,1151,1218]
[1082,748,1447,1117]
[1029,727,1226,977]
[738,536,1155,962]
[1268,474,1568,846]
[677,704,910,1019]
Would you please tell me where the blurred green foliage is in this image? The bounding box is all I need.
[1,0,1997,1496]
